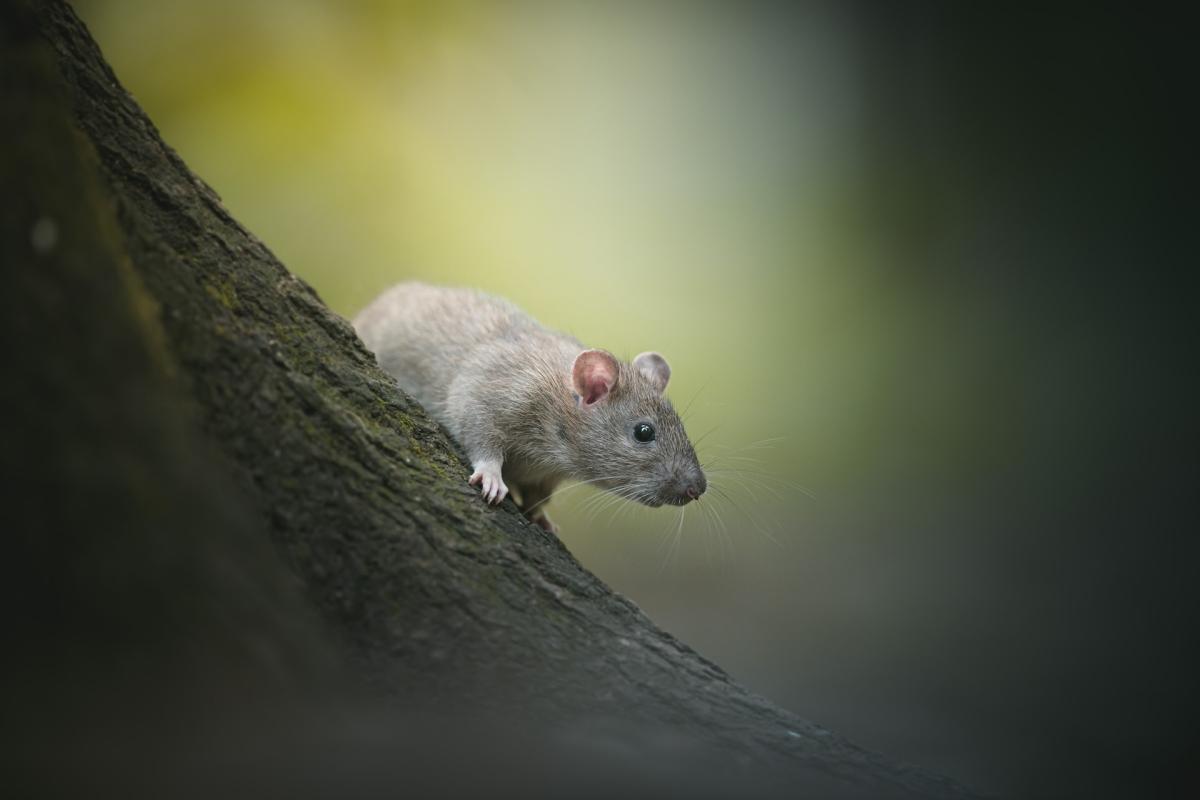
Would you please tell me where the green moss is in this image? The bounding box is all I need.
[204,278,239,310]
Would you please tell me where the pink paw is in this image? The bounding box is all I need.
[468,461,509,505]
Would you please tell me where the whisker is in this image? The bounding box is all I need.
[578,479,657,525]
[690,424,721,451]
[705,469,785,504]
[658,505,687,574]
[677,383,707,422]
[522,474,629,514]
[703,463,816,500]
[708,482,781,548]
[579,484,639,518]
[699,494,731,565]
[708,436,786,452]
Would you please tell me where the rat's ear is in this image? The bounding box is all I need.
[572,349,619,406]
[633,351,671,394]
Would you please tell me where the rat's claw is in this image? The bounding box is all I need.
[468,461,508,505]
[486,475,509,504]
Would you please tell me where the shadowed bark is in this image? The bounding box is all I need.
[2,2,977,797]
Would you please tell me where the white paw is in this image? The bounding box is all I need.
[468,461,509,505]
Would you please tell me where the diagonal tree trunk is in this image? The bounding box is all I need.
[2,1,977,796]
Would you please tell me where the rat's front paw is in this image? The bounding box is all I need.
[528,511,558,535]
[468,461,509,505]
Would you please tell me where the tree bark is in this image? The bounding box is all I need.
[2,2,977,797]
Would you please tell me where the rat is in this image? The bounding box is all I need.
[352,282,706,533]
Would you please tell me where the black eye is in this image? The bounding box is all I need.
[633,423,656,443]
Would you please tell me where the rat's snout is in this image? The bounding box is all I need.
[670,468,707,505]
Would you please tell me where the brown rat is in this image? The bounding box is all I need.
[353,282,706,532]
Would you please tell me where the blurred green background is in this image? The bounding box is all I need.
[73,2,1192,796]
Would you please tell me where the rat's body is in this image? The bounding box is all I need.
[353,282,705,531]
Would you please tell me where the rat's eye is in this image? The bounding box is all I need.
[633,422,656,443]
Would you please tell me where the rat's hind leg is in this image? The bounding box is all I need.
[516,479,560,534]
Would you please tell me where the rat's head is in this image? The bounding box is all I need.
[568,349,706,507]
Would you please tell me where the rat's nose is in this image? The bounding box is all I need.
[684,473,707,501]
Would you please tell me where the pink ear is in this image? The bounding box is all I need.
[571,349,619,406]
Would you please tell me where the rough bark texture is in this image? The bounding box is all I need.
[3,2,977,797]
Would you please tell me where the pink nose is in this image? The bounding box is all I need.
[685,486,700,500]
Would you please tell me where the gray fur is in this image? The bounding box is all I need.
[353,282,706,529]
